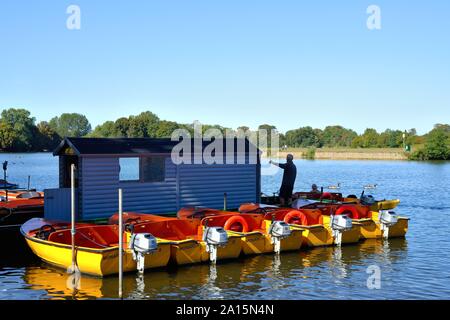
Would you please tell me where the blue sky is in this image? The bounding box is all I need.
[0,0,449,134]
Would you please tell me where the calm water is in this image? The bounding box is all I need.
[1,153,450,300]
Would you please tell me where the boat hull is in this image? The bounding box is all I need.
[24,236,171,277]
[358,212,409,239]
[370,199,400,211]
[200,234,242,262]
[229,228,303,255]
[170,240,204,265]
[292,222,361,247]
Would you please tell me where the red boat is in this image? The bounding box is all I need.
[0,190,44,231]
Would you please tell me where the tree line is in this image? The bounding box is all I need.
[0,107,449,160]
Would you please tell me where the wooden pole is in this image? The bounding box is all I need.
[27,175,31,191]
[118,188,123,299]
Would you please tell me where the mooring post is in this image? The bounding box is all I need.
[118,188,124,299]
[68,163,79,274]
[223,192,227,211]
[3,161,7,201]
[27,175,31,191]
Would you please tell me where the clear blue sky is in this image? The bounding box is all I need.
[1,0,449,134]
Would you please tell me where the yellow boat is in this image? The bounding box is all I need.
[115,213,242,265]
[21,218,171,277]
[238,205,360,247]
[290,200,408,240]
[342,197,400,211]
[177,208,303,255]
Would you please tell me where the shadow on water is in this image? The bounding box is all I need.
[20,238,408,300]
[0,228,40,268]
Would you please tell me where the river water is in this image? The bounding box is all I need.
[1,153,449,300]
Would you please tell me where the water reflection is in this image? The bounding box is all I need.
[21,238,408,300]
[23,267,103,300]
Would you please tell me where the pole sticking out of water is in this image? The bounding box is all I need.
[223,192,227,211]
[27,175,31,191]
[118,188,124,299]
[3,161,8,202]
[67,164,79,275]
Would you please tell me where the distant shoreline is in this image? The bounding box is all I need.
[262,148,408,161]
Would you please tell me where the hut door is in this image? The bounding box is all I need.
[61,155,79,188]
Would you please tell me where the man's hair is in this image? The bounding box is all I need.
[287,154,294,161]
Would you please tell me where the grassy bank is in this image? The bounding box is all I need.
[264,148,409,160]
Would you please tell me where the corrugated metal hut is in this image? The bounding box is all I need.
[45,137,261,221]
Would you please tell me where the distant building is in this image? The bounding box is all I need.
[45,137,261,221]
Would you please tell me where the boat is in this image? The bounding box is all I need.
[261,190,407,239]
[21,218,172,277]
[109,211,242,265]
[0,179,19,190]
[177,207,304,255]
[291,198,409,240]
[239,204,361,247]
[290,191,400,211]
[1,190,44,231]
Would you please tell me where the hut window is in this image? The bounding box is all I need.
[140,156,165,182]
[119,157,140,181]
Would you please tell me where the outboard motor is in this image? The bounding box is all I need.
[129,233,158,273]
[203,226,228,263]
[330,215,353,246]
[361,194,376,206]
[379,210,399,239]
[268,221,292,254]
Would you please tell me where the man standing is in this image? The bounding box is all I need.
[269,154,297,206]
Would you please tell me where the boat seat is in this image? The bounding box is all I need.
[47,226,119,248]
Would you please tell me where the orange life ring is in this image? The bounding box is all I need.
[224,215,249,233]
[335,205,360,219]
[283,210,308,226]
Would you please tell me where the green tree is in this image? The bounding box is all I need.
[89,121,116,137]
[352,128,379,148]
[49,113,92,137]
[321,126,357,147]
[127,111,160,137]
[114,117,130,137]
[0,120,17,150]
[405,128,418,146]
[285,126,322,148]
[1,108,36,151]
[377,129,403,148]
[34,121,61,150]
[155,120,183,138]
[423,127,450,159]
[410,126,450,160]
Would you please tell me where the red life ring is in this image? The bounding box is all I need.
[283,210,308,226]
[224,216,249,233]
[321,192,333,200]
[335,205,360,219]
